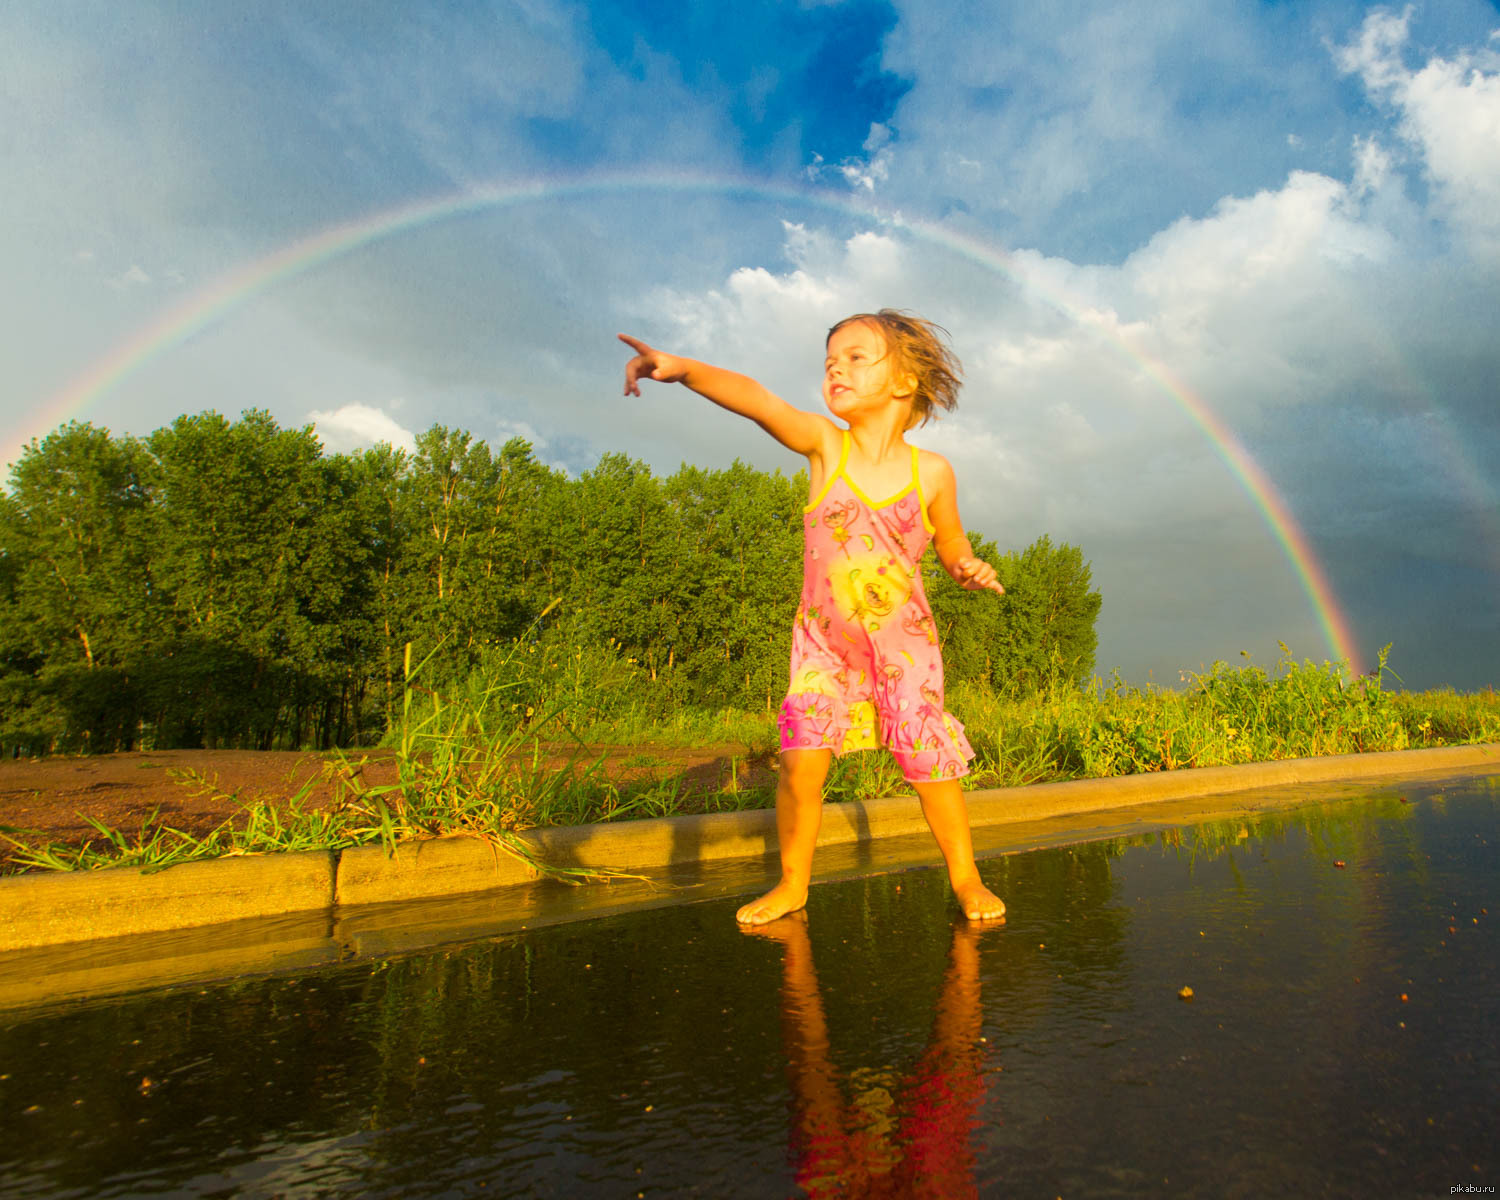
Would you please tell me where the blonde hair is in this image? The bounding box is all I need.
[827,309,963,429]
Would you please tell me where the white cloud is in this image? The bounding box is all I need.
[1142,171,1382,282]
[308,403,417,455]
[872,0,1325,256]
[1351,135,1394,196]
[6,2,1498,687]
[837,123,895,192]
[1337,8,1500,255]
[1333,7,1416,92]
[631,61,1500,676]
[107,264,152,290]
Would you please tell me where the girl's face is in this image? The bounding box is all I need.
[822,321,914,421]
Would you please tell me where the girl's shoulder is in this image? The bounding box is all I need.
[805,413,845,465]
[911,443,952,468]
[912,444,958,495]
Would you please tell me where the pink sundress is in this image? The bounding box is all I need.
[777,432,974,782]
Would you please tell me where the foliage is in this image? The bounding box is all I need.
[928,532,1101,692]
[0,635,650,881]
[4,643,1496,876]
[952,644,1500,788]
[6,414,1495,880]
[0,411,1099,754]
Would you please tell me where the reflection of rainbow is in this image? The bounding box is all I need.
[30,170,1363,671]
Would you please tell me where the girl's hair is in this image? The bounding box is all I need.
[827,309,963,428]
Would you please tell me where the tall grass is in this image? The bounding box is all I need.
[950,644,1499,788]
[2,638,1497,876]
[1,612,654,878]
[389,630,779,749]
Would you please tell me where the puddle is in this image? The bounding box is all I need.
[0,773,1495,1196]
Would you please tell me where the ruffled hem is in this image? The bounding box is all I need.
[777,692,973,783]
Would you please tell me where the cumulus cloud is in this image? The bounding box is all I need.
[869,0,1366,259]
[308,403,417,455]
[631,35,1500,679]
[6,2,1498,687]
[810,122,896,193]
[1336,7,1500,256]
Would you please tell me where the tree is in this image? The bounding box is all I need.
[350,442,410,729]
[661,461,803,707]
[145,410,372,747]
[1,407,1104,752]
[928,533,1101,694]
[0,423,156,750]
[560,453,673,676]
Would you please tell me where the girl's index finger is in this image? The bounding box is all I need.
[617,332,650,354]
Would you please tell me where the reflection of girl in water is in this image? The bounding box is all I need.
[748,914,991,1198]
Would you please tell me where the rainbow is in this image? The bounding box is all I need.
[1345,328,1500,581]
[27,169,1364,672]
[873,216,1366,676]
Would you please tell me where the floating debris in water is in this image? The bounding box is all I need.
[1178,986,1194,1001]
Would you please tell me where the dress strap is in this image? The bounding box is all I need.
[912,444,937,535]
[803,430,854,513]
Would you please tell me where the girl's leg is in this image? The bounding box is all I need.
[735,748,832,925]
[910,778,1006,922]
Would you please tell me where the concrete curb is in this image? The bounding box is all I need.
[0,850,336,951]
[1,743,1495,953]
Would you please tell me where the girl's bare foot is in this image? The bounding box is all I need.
[736,880,809,925]
[953,877,1006,922]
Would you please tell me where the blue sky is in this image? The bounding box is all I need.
[3,1,1498,689]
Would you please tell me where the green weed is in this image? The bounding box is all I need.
[3,637,1497,877]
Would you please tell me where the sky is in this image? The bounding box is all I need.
[3,0,1498,691]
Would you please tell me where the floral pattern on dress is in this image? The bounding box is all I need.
[778,434,973,783]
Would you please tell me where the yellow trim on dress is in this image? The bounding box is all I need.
[803,430,850,513]
[804,432,931,524]
[911,443,937,535]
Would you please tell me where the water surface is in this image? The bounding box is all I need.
[1,774,1496,1197]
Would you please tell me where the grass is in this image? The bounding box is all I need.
[2,639,1497,876]
[0,773,346,875]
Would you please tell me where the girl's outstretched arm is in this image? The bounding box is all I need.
[619,333,833,457]
[924,453,1005,595]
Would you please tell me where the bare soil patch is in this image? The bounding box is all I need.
[0,744,777,872]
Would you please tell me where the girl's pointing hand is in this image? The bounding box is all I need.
[619,333,689,396]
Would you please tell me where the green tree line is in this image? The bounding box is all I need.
[0,411,1100,754]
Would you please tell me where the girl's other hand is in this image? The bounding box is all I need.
[619,333,689,396]
[955,557,1004,595]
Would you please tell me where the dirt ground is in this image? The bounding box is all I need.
[0,744,777,872]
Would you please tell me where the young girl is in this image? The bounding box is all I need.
[619,310,1007,925]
